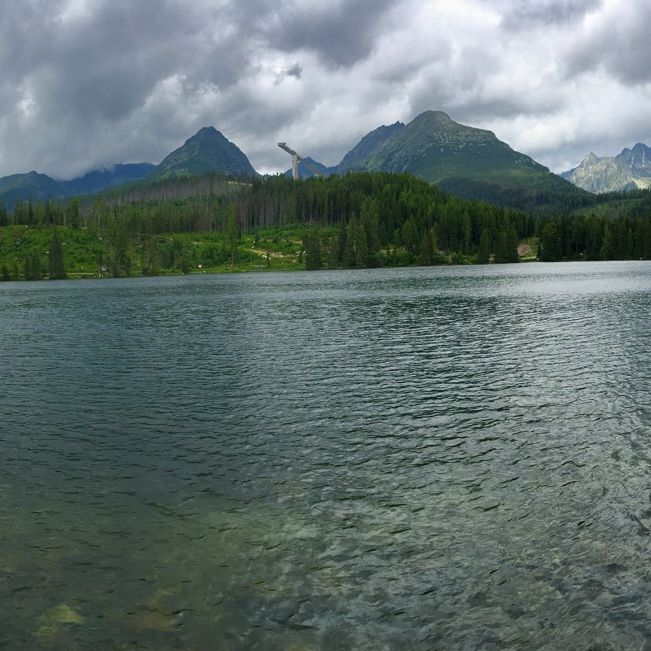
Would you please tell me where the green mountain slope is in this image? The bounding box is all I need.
[336,122,405,172]
[0,171,67,206]
[358,111,548,180]
[329,111,588,212]
[155,126,257,178]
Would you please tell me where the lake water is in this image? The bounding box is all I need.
[1,262,650,650]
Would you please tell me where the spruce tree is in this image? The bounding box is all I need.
[304,227,322,270]
[540,222,562,261]
[27,202,35,226]
[600,224,613,260]
[224,205,239,265]
[48,229,66,279]
[417,230,433,265]
[66,199,81,229]
[24,251,42,280]
[361,198,381,266]
[108,221,131,277]
[142,238,159,276]
[477,229,491,264]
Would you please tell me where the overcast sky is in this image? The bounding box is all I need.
[0,0,649,179]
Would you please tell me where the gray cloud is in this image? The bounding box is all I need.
[501,0,601,29]
[265,0,395,67]
[564,1,651,85]
[0,0,649,178]
[284,63,303,79]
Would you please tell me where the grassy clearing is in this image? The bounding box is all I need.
[0,225,312,280]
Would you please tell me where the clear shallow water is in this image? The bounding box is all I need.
[1,262,650,650]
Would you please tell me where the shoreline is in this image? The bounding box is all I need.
[2,258,649,284]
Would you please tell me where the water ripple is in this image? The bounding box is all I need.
[0,261,650,649]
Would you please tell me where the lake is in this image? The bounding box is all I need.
[1,261,650,649]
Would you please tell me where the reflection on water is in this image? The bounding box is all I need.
[1,261,650,649]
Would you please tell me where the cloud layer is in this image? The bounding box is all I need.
[0,0,649,178]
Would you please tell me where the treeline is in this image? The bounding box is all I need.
[1,173,528,269]
[241,173,527,266]
[539,213,651,261]
[0,172,649,281]
[439,175,651,217]
[438,174,595,215]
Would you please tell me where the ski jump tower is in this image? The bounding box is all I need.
[277,142,324,180]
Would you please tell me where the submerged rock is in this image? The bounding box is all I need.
[133,608,179,633]
[35,603,84,639]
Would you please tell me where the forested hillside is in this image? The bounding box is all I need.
[0,172,649,280]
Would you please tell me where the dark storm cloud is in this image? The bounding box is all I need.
[265,0,395,67]
[20,1,244,120]
[0,0,270,176]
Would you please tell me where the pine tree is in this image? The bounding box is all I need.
[304,227,322,270]
[24,250,42,280]
[585,217,602,260]
[361,198,381,266]
[540,222,562,261]
[417,230,433,265]
[224,205,239,265]
[13,202,27,225]
[27,202,35,226]
[48,229,66,279]
[335,220,347,266]
[400,218,419,257]
[356,218,368,267]
[108,221,131,277]
[600,224,613,260]
[66,199,81,229]
[43,201,53,226]
[493,232,509,263]
[477,229,491,264]
[494,222,519,263]
[343,217,357,267]
[142,237,159,276]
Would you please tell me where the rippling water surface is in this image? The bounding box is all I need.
[1,262,650,649]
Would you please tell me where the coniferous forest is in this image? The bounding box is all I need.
[0,172,649,280]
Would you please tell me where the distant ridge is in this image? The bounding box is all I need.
[61,163,156,196]
[563,143,651,193]
[0,171,67,206]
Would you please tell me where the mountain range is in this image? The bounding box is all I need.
[562,143,651,193]
[0,127,256,207]
[1,111,647,211]
[283,111,585,211]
